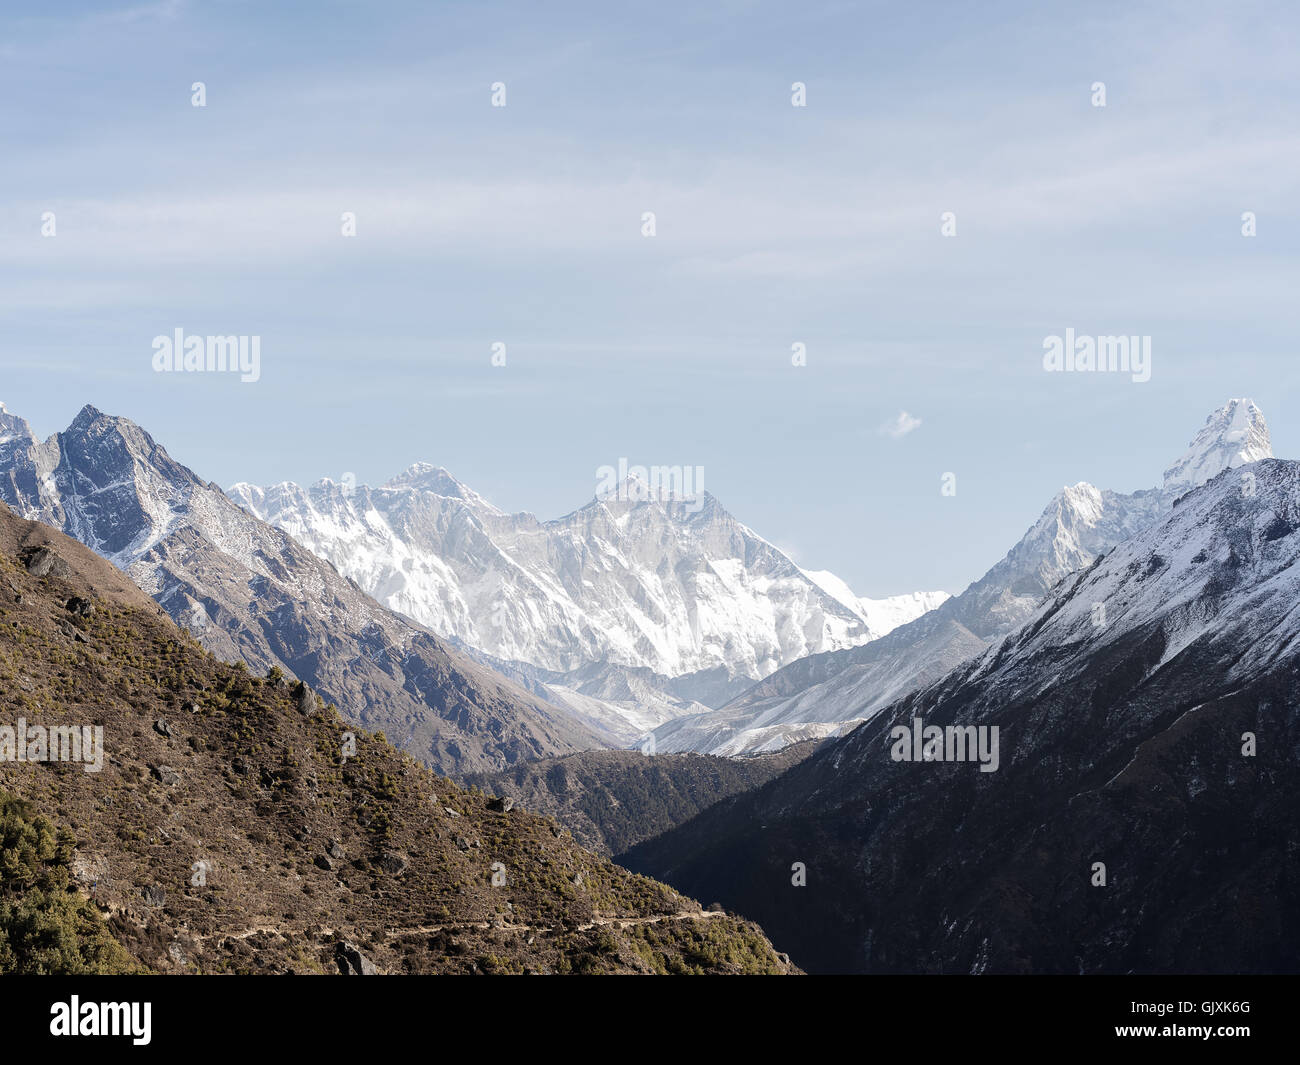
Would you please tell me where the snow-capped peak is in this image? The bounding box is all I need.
[0,403,33,443]
[381,462,501,510]
[230,456,950,704]
[1163,398,1271,491]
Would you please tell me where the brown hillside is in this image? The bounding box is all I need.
[0,506,795,975]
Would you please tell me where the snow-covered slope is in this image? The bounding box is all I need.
[0,404,602,773]
[1163,398,1271,491]
[652,399,1274,754]
[229,467,946,742]
[800,569,949,635]
[625,456,1300,973]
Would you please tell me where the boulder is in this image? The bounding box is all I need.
[294,682,316,716]
[335,942,378,976]
[377,851,408,876]
[65,596,94,617]
[24,546,70,578]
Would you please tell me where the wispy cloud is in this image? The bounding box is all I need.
[879,411,922,439]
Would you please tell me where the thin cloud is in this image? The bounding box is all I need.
[879,411,922,439]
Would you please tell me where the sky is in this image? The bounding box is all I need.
[2,0,1299,597]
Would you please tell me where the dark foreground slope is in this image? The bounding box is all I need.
[624,461,1300,974]
[0,507,794,974]
[465,742,820,855]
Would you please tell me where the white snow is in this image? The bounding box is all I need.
[651,399,1277,756]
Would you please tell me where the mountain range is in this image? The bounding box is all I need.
[0,403,599,776]
[0,398,1271,769]
[228,471,946,744]
[1,393,1293,976]
[647,399,1273,755]
[623,454,1300,972]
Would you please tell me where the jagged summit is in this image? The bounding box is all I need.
[385,461,460,490]
[71,402,105,428]
[232,459,947,744]
[378,462,503,512]
[0,403,34,442]
[652,398,1284,756]
[1163,397,1271,491]
[0,402,601,775]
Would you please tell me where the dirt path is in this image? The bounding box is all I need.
[190,908,725,945]
[379,908,726,938]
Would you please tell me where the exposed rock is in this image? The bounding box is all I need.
[65,595,94,617]
[377,852,409,876]
[153,719,173,738]
[335,942,378,975]
[71,853,110,889]
[24,546,69,578]
[294,682,316,716]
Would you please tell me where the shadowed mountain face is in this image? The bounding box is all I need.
[623,460,1300,974]
[0,405,602,775]
[464,741,821,856]
[0,505,796,975]
[653,399,1274,755]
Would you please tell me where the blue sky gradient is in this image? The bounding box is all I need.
[2,0,1298,595]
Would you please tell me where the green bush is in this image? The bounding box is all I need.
[0,794,140,974]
